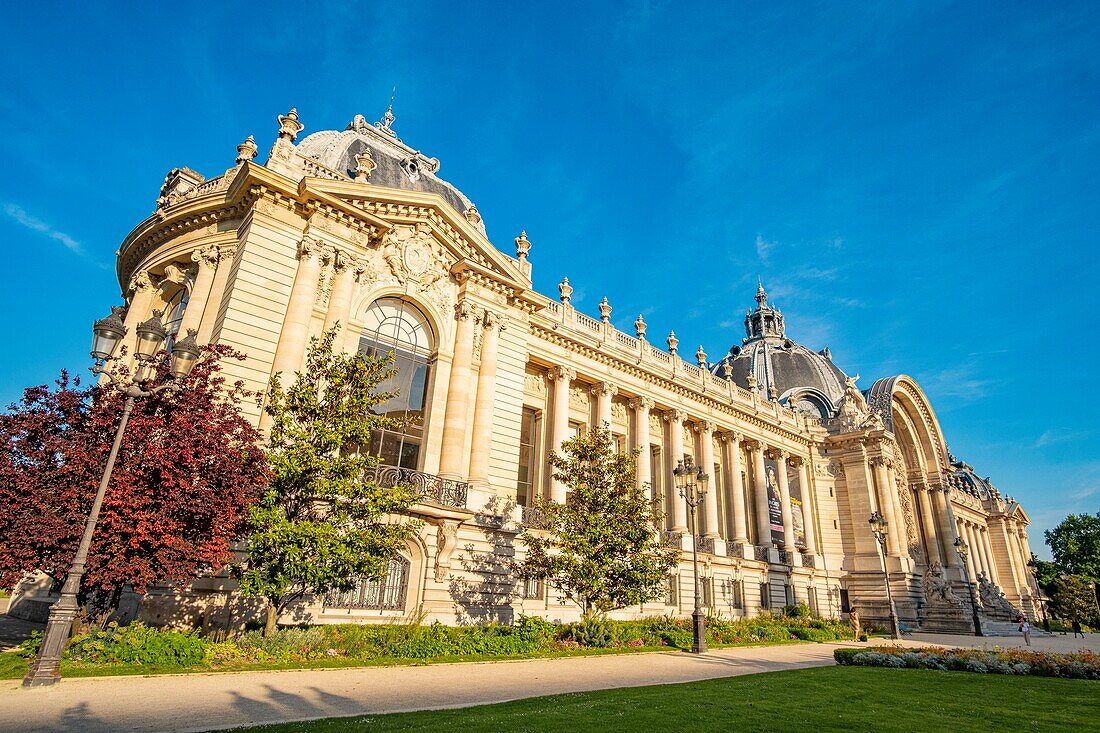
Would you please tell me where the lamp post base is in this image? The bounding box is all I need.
[691,609,708,654]
[23,600,79,688]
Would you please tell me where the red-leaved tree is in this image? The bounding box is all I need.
[0,345,270,610]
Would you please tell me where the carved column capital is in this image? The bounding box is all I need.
[699,420,717,435]
[481,309,505,332]
[548,365,576,383]
[629,396,655,412]
[297,235,332,261]
[192,244,221,268]
[454,299,476,322]
[591,381,618,398]
[663,408,688,423]
[128,270,156,295]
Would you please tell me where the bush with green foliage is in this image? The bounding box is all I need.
[67,622,205,666]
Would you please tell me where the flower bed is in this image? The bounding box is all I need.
[834,645,1100,680]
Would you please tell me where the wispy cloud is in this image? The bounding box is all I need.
[755,234,776,265]
[1033,428,1088,449]
[3,203,84,255]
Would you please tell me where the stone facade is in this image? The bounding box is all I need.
[74,106,1039,630]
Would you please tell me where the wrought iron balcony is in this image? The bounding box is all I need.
[364,465,469,508]
[727,541,746,558]
[753,545,771,562]
[660,530,683,548]
[801,553,816,568]
[520,504,548,528]
[778,550,794,566]
[695,535,716,555]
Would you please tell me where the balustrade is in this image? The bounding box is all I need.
[364,465,469,508]
[660,530,684,548]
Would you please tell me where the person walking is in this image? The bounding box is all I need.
[1072,618,1084,638]
[1019,617,1032,646]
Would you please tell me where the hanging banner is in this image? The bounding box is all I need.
[765,459,784,545]
[765,459,807,548]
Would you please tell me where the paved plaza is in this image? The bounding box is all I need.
[0,632,1096,733]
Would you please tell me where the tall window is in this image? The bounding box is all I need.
[517,407,539,506]
[164,288,189,351]
[324,555,410,611]
[358,299,434,469]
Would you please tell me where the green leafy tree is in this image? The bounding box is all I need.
[238,330,419,635]
[1047,574,1100,627]
[518,425,678,616]
[1045,512,1100,580]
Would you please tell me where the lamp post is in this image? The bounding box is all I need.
[867,511,901,640]
[674,455,710,654]
[1026,554,1050,632]
[23,310,201,687]
[953,536,983,637]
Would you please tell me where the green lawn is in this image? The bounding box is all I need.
[216,666,1100,733]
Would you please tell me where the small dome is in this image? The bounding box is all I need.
[712,283,848,418]
[294,110,485,234]
[947,457,1001,502]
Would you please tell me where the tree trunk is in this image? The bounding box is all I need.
[263,601,279,637]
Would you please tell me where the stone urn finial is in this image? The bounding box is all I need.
[599,297,612,323]
[465,205,482,225]
[696,345,707,367]
[278,107,304,142]
[515,230,531,261]
[667,330,679,355]
[558,277,573,305]
[354,149,377,181]
[236,135,258,165]
[634,313,647,340]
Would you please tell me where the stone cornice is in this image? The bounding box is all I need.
[527,322,811,449]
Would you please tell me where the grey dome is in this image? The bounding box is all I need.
[947,458,1001,502]
[294,111,485,235]
[712,283,848,418]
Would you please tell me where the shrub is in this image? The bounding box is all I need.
[16,631,43,658]
[783,604,812,619]
[67,623,205,666]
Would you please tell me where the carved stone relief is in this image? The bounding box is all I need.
[569,386,590,411]
[524,370,547,397]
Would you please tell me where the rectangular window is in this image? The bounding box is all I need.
[785,584,795,607]
[665,574,678,606]
[568,420,584,438]
[808,587,819,617]
[840,589,851,613]
[713,462,723,538]
[759,582,771,610]
[522,577,544,600]
[702,577,713,608]
[612,433,626,454]
[650,445,662,510]
[517,407,538,506]
[730,579,744,610]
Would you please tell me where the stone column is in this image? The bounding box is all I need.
[884,459,909,556]
[269,236,329,379]
[548,366,576,503]
[437,299,478,480]
[197,244,237,344]
[916,487,943,565]
[774,450,797,552]
[177,245,219,339]
[700,422,719,538]
[750,441,771,547]
[630,397,654,493]
[870,457,903,557]
[666,410,688,532]
[120,270,157,362]
[591,381,617,430]
[932,485,961,568]
[322,251,362,338]
[960,521,978,580]
[726,433,749,543]
[467,310,503,488]
[985,526,1003,581]
[796,458,816,555]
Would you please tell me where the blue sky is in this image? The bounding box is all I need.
[0,2,1096,557]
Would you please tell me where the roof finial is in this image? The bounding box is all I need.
[376,88,397,136]
[755,280,768,309]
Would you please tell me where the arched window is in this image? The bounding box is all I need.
[163,288,189,351]
[323,554,410,610]
[358,298,434,469]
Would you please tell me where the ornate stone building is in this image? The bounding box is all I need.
[104,107,1038,630]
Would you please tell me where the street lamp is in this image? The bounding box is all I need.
[867,511,901,640]
[675,455,710,654]
[23,311,201,687]
[953,536,983,637]
[1026,554,1050,632]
